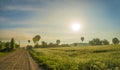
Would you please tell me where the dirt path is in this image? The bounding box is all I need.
[0,49,40,70]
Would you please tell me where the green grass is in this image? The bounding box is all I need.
[0,52,9,57]
[30,45,120,70]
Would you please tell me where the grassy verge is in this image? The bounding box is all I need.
[0,52,10,57]
[30,45,120,70]
[0,49,18,58]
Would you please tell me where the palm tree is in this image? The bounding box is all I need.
[56,40,60,46]
[81,37,84,42]
[28,40,30,43]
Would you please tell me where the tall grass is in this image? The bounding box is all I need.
[30,45,120,70]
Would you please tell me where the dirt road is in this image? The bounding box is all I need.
[0,49,40,70]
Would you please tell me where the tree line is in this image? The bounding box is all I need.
[0,38,20,52]
[27,35,120,48]
[89,37,119,46]
[27,35,70,49]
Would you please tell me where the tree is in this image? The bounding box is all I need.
[81,37,84,42]
[33,37,36,44]
[27,40,31,47]
[28,40,30,43]
[102,39,109,45]
[89,38,102,46]
[5,42,10,51]
[41,41,47,47]
[48,42,54,47]
[33,35,41,47]
[14,43,20,48]
[74,43,77,47]
[56,40,60,46]
[89,41,95,46]
[112,38,119,44]
[0,41,2,50]
[10,38,15,50]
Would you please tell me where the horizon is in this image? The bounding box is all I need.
[0,0,120,46]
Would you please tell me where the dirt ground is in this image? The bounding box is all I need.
[0,49,40,70]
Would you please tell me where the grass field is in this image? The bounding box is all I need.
[30,45,120,70]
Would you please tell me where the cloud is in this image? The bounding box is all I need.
[0,17,9,22]
[4,5,46,12]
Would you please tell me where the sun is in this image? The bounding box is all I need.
[71,22,81,32]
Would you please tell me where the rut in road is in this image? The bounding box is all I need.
[0,49,40,70]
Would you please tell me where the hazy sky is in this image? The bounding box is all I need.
[0,0,120,45]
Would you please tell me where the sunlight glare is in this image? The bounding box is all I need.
[71,22,81,32]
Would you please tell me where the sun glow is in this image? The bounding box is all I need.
[71,22,81,32]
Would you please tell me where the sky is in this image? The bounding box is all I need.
[0,0,120,46]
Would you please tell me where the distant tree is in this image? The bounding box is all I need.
[56,40,60,46]
[89,41,95,46]
[74,43,77,47]
[34,43,39,48]
[41,41,47,47]
[89,38,102,46]
[0,42,6,51]
[48,42,54,47]
[27,40,31,47]
[26,45,32,49]
[33,35,41,47]
[102,39,109,45]
[5,42,10,52]
[10,38,15,50]
[112,38,119,44]
[81,37,84,42]
[28,40,30,43]
[33,37,36,44]
[14,43,20,48]
[0,41,2,50]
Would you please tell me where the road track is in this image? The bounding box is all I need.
[0,49,40,70]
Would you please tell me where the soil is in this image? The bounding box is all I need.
[0,49,40,70]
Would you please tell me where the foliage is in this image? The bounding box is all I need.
[41,41,48,47]
[102,39,109,45]
[33,35,41,44]
[30,45,120,70]
[0,38,19,52]
[56,40,60,46]
[0,41,2,50]
[26,45,33,49]
[33,35,41,48]
[5,42,10,52]
[89,38,102,46]
[74,43,77,46]
[48,43,55,47]
[81,37,84,42]
[112,38,119,44]
[10,38,15,50]
[34,43,40,48]
[28,40,30,43]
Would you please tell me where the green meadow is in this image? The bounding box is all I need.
[30,45,120,70]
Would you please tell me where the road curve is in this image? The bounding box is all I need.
[0,49,40,70]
